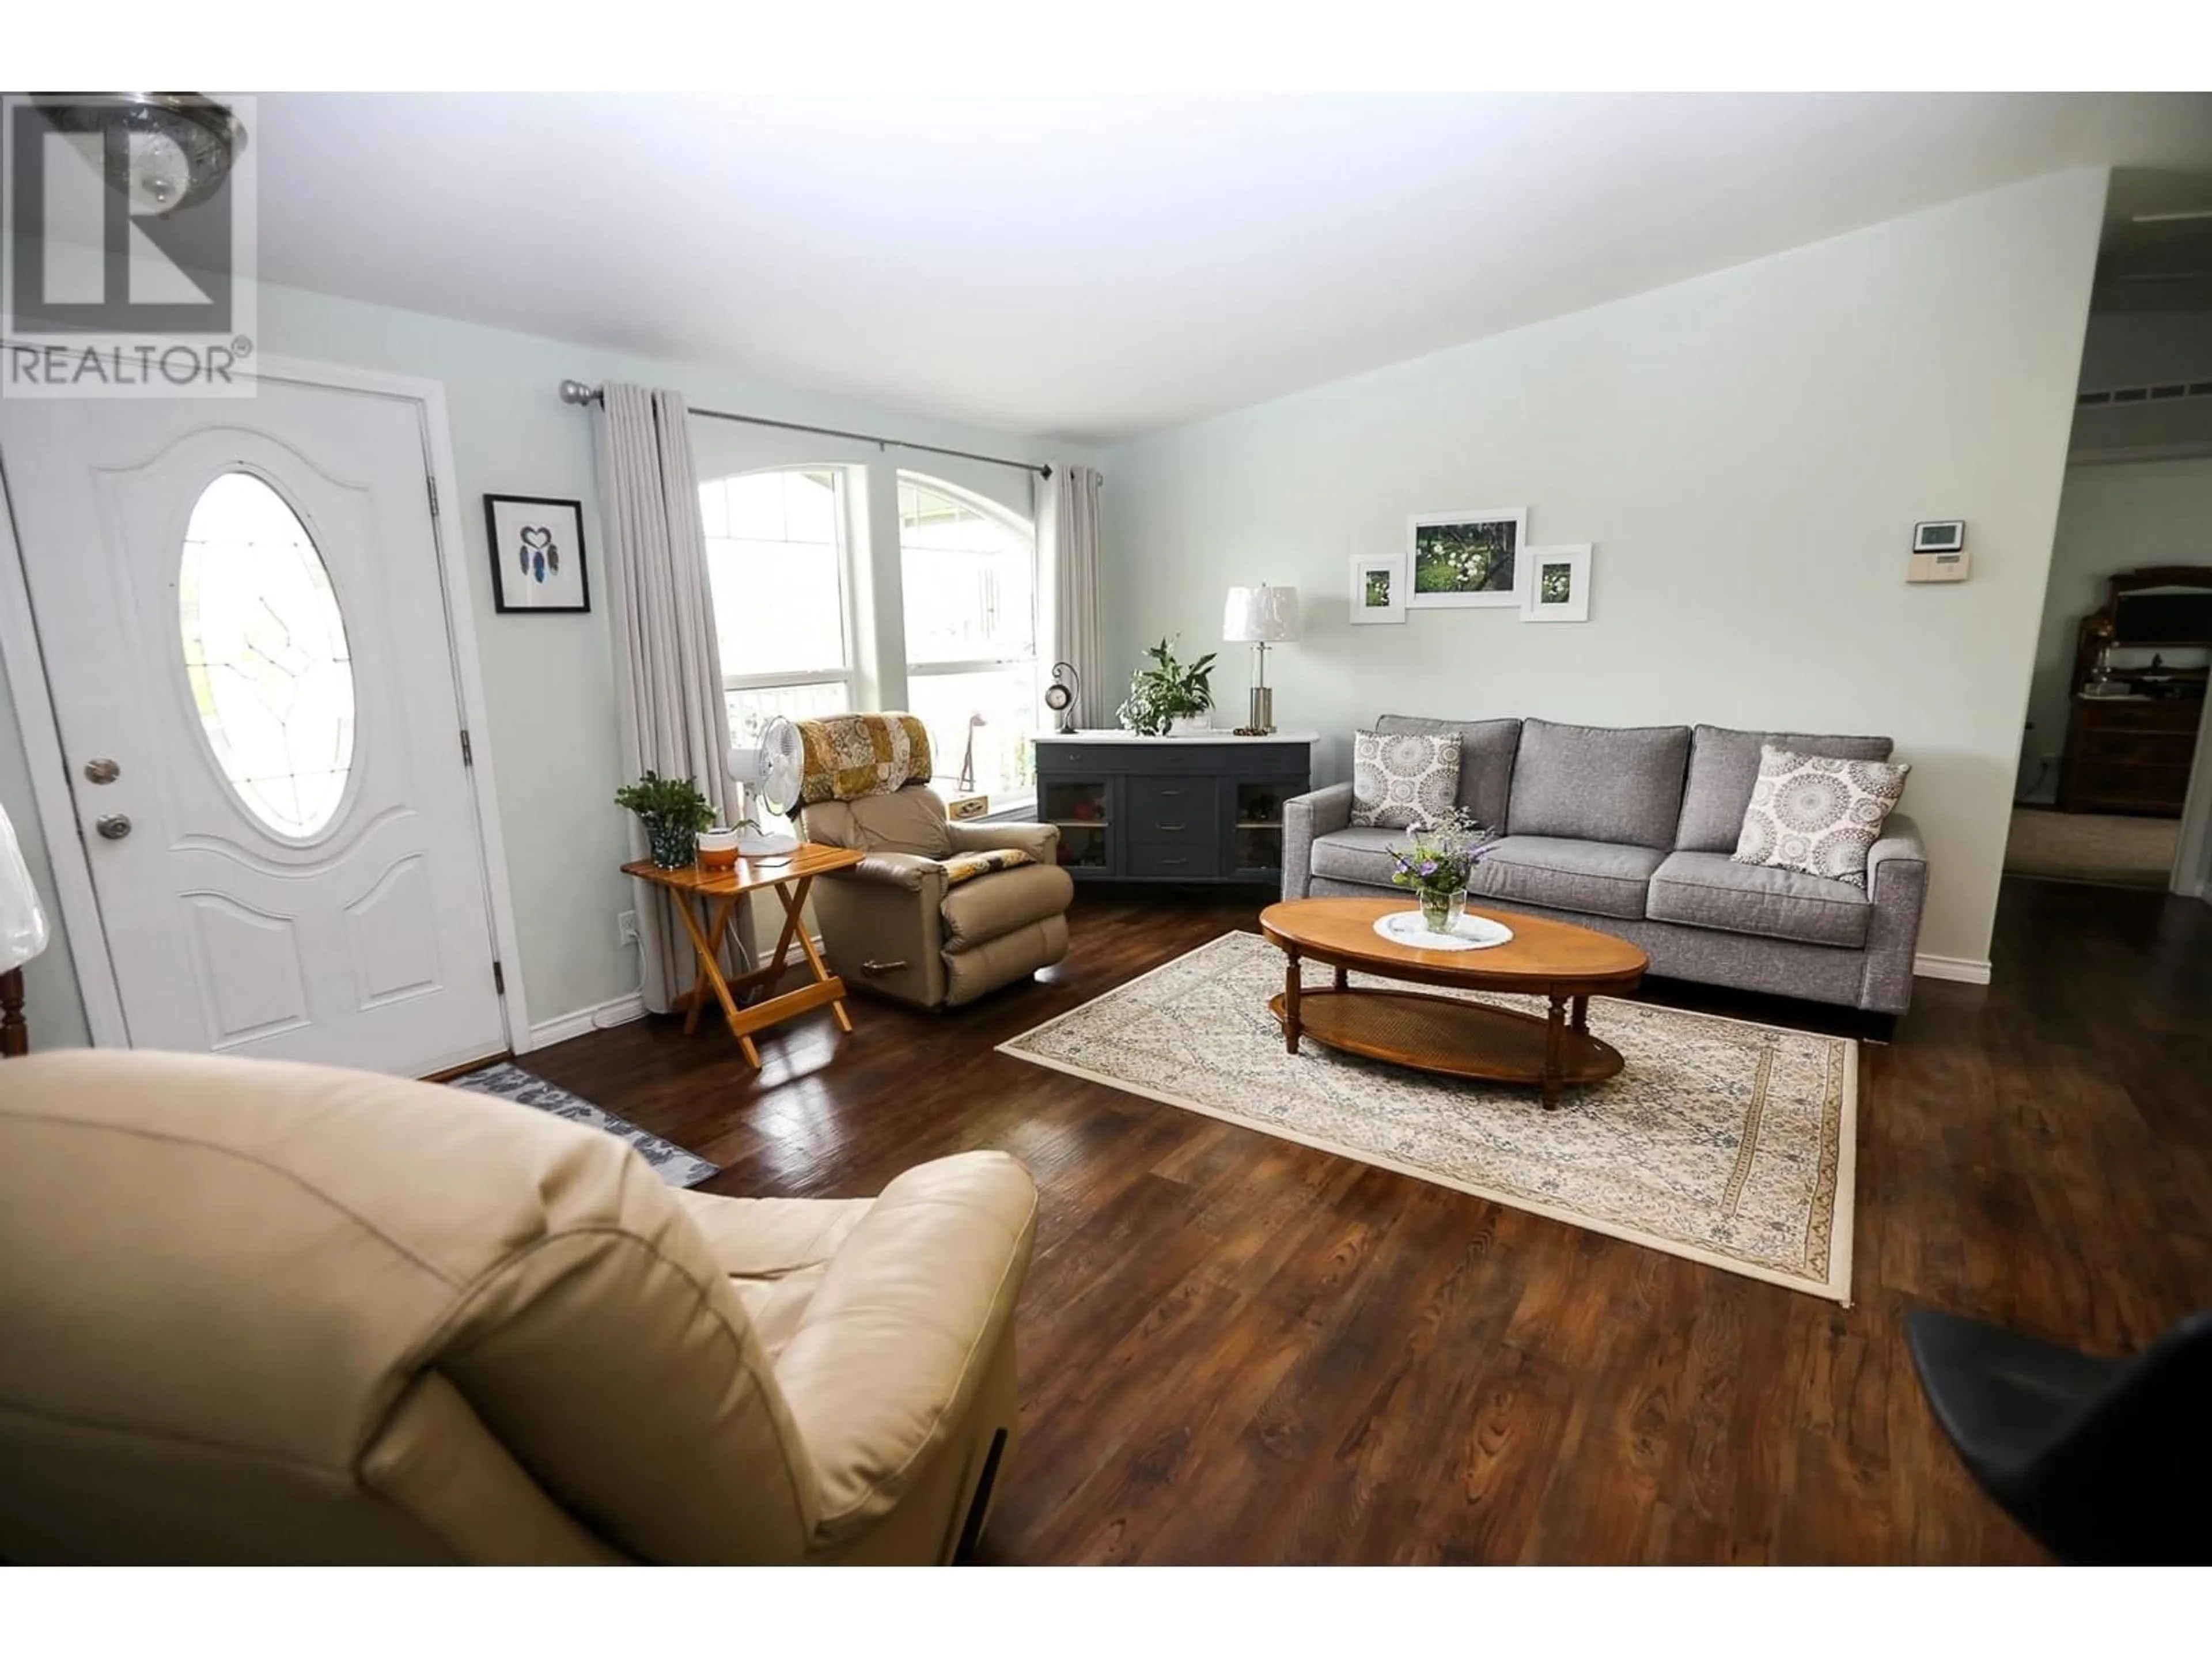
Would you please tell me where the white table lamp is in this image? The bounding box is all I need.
[1222,584,1300,734]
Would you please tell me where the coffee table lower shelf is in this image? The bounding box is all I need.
[1268,986,1624,1106]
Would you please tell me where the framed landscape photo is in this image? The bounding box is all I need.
[484,494,590,613]
[1350,552,1406,625]
[1520,543,1592,624]
[1407,508,1528,609]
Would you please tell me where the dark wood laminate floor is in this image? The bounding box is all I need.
[528,877,2212,1563]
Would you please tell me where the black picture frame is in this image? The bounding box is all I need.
[483,493,590,613]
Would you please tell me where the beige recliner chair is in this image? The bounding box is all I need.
[0,1050,1036,1565]
[798,785,1075,1010]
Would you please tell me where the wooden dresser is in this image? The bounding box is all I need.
[2059,695,2202,815]
[1035,731,1316,886]
[2057,565,2211,817]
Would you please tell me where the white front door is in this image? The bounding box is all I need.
[1,373,506,1074]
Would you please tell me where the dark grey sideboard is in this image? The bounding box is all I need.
[1033,732,1317,887]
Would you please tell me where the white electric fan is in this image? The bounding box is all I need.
[726,716,805,857]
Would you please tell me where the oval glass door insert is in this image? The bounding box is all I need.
[179,472,356,836]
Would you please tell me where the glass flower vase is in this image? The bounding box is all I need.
[1419,886,1468,936]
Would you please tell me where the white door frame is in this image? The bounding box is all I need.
[2176,698,2212,902]
[0,351,535,1054]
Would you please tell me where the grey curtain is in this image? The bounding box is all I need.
[594,384,738,1014]
[1040,465,1105,725]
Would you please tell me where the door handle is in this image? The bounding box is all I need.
[95,813,132,840]
[84,757,121,785]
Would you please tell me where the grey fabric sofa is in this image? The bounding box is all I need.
[1282,715,1929,1015]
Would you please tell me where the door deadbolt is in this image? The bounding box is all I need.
[95,813,132,840]
[84,757,120,785]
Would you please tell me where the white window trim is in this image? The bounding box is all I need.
[907,656,1036,679]
[978,791,1040,821]
[898,472,1041,804]
[705,465,861,707]
[722,668,851,695]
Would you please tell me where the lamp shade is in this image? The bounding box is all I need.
[0,802,50,974]
[1222,584,1301,644]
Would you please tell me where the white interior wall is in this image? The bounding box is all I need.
[1099,171,2109,971]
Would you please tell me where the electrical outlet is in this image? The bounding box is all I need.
[617,910,639,947]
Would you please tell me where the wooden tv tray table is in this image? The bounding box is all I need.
[1259,896,1648,1109]
[623,842,866,1067]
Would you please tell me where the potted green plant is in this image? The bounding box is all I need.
[615,770,715,870]
[1116,637,1218,737]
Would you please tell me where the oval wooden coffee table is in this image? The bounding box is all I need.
[1258,896,1649,1109]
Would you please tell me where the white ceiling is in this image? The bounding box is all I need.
[247,93,2212,444]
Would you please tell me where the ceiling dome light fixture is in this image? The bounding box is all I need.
[33,93,248,214]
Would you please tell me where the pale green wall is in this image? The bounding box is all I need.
[1099,171,2108,969]
[2018,457,2212,803]
[0,271,1097,1046]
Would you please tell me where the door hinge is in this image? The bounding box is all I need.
[426,475,440,518]
[493,960,505,995]
[460,729,473,767]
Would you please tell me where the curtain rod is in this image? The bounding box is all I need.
[557,380,1051,480]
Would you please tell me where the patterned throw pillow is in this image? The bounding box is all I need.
[938,848,1035,885]
[1732,745,1910,889]
[1350,729,1463,829]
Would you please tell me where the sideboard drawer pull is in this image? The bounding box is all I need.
[1156,786,1184,797]
[1157,857,1187,866]
[1156,821,1187,832]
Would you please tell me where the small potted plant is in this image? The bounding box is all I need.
[615,770,715,870]
[1116,637,1218,737]
[1389,809,1499,935]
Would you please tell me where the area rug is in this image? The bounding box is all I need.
[2005,806,2177,890]
[999,931,1857,1302]
[448,1062,719,1190]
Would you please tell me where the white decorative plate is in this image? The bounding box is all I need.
[1373,910,1514,951]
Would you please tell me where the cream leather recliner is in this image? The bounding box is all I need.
[798,786,1074,1010]
[0,1051,1036,1565]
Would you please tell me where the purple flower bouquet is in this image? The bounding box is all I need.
[1388,809,1498,934]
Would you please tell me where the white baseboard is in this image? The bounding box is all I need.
[1913,953,1992,986]
[524,991,646,1050]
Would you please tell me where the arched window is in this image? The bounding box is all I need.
[699,467,854,740]
[897,474,1037,802]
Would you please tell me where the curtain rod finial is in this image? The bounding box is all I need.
[558,379,601,406]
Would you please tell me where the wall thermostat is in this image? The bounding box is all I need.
[1909,520,1968,584]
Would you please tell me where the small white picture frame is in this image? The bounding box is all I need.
[1407,509,1529,609]
[1350,553,1406,624]
[1520,543,1592,624]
